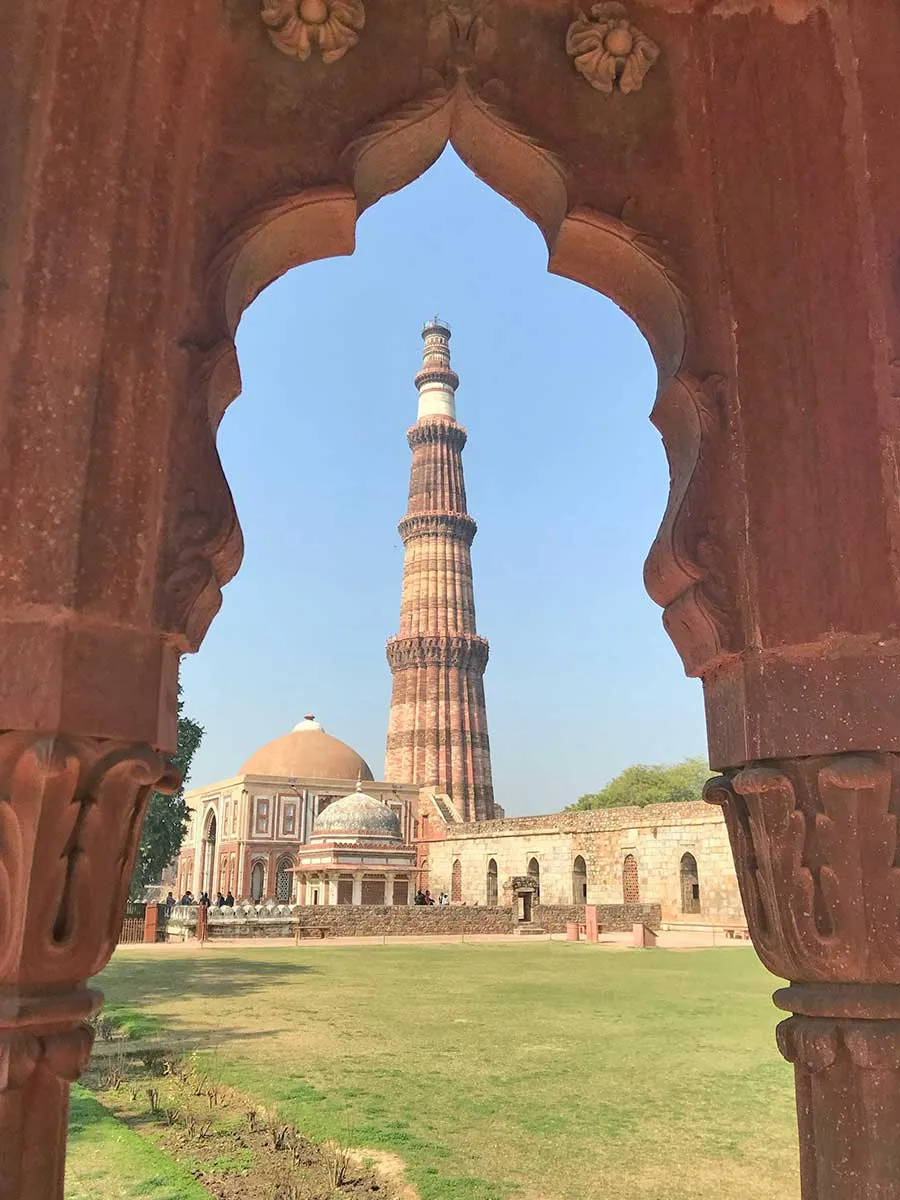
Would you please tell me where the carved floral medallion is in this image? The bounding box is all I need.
[566,2,660,95]
[260,0,365,63]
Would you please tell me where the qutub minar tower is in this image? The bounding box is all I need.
[385,319,496,822]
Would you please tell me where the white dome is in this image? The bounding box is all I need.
[312,783,402,843]
[293,714,323,732]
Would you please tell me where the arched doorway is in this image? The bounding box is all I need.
[572,856,587,904]
[680,853,700,914]
[623,854,640,904]
[250,861,265,903]
[202,811,217,898]
[527,857,540,900]
[275,856,293,903]
[451,859,462,902]
[486,859,498,906]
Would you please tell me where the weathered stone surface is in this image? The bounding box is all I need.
[0,734,178,1198]
[708,755,900,1199]
[426,801,744,925]
[4,2,900,1196]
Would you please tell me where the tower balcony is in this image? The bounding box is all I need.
[414,365,460,391]
[385,633,490,672]
[397,512,477,547]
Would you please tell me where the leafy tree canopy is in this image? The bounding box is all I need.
[130,683,204,899]
[566,756,710,811]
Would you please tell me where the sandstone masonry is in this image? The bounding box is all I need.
[424,800,744,926]
[385,321,495,820]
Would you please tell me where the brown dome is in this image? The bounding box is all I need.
[239,717,373,782]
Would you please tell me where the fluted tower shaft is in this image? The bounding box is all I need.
[385,320,495,821]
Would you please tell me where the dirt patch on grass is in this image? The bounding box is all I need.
[346,1149,420,1200]
[83,1042,418,1200]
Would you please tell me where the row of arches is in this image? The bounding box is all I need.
[449,851,702,912]
[199,805,296,902]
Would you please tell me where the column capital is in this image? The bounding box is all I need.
[705,754,900,985]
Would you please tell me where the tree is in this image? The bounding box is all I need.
[566,756,710,811]
[130,682,204,898]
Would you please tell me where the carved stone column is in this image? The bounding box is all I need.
[0,733,177,1200]
[706,755,900,1200]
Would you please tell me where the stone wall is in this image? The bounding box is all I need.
[535,903,661,933]
[426,801,745,925]
[163,902,657,939]
[165,902,518,939]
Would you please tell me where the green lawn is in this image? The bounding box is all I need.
[67,1086,211,1199]
[72,943,799,1200]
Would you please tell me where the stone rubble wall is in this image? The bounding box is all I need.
[162,902,658,939]
[535,903,661,933]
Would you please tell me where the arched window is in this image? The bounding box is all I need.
[201,811,217,897]
[451,859,462,902]
[486,858,498,906]
[623,854,640,904]
[275,856,293,902]
[680,852,700,914]
[250,861,265,902]
[527,857,540,899]
[572,855,587,904]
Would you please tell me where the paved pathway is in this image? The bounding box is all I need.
[114,928,754,953]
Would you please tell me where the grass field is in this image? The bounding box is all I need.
[67,1086,211,1200]
[69,943,799,1200]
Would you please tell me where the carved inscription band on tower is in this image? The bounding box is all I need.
[385,321,495,822]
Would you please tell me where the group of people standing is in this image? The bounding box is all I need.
[168,889,235,910]
[414,889,450,906]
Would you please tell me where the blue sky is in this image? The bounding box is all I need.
[180,147,708,814]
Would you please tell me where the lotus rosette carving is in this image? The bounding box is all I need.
[260,0,365,64]
[566,2,659,95]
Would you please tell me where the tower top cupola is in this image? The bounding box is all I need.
[414,316,460,421]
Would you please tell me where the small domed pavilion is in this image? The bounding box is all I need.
[176,715,419,905]
[293,781,417,906]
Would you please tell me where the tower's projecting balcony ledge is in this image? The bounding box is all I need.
[386,633,489,671]
[398,512,477,546]
[407,420,467,450]
[414,365,460,391]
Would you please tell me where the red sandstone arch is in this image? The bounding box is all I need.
[187,97,711,687]
[5,7,900,1197]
